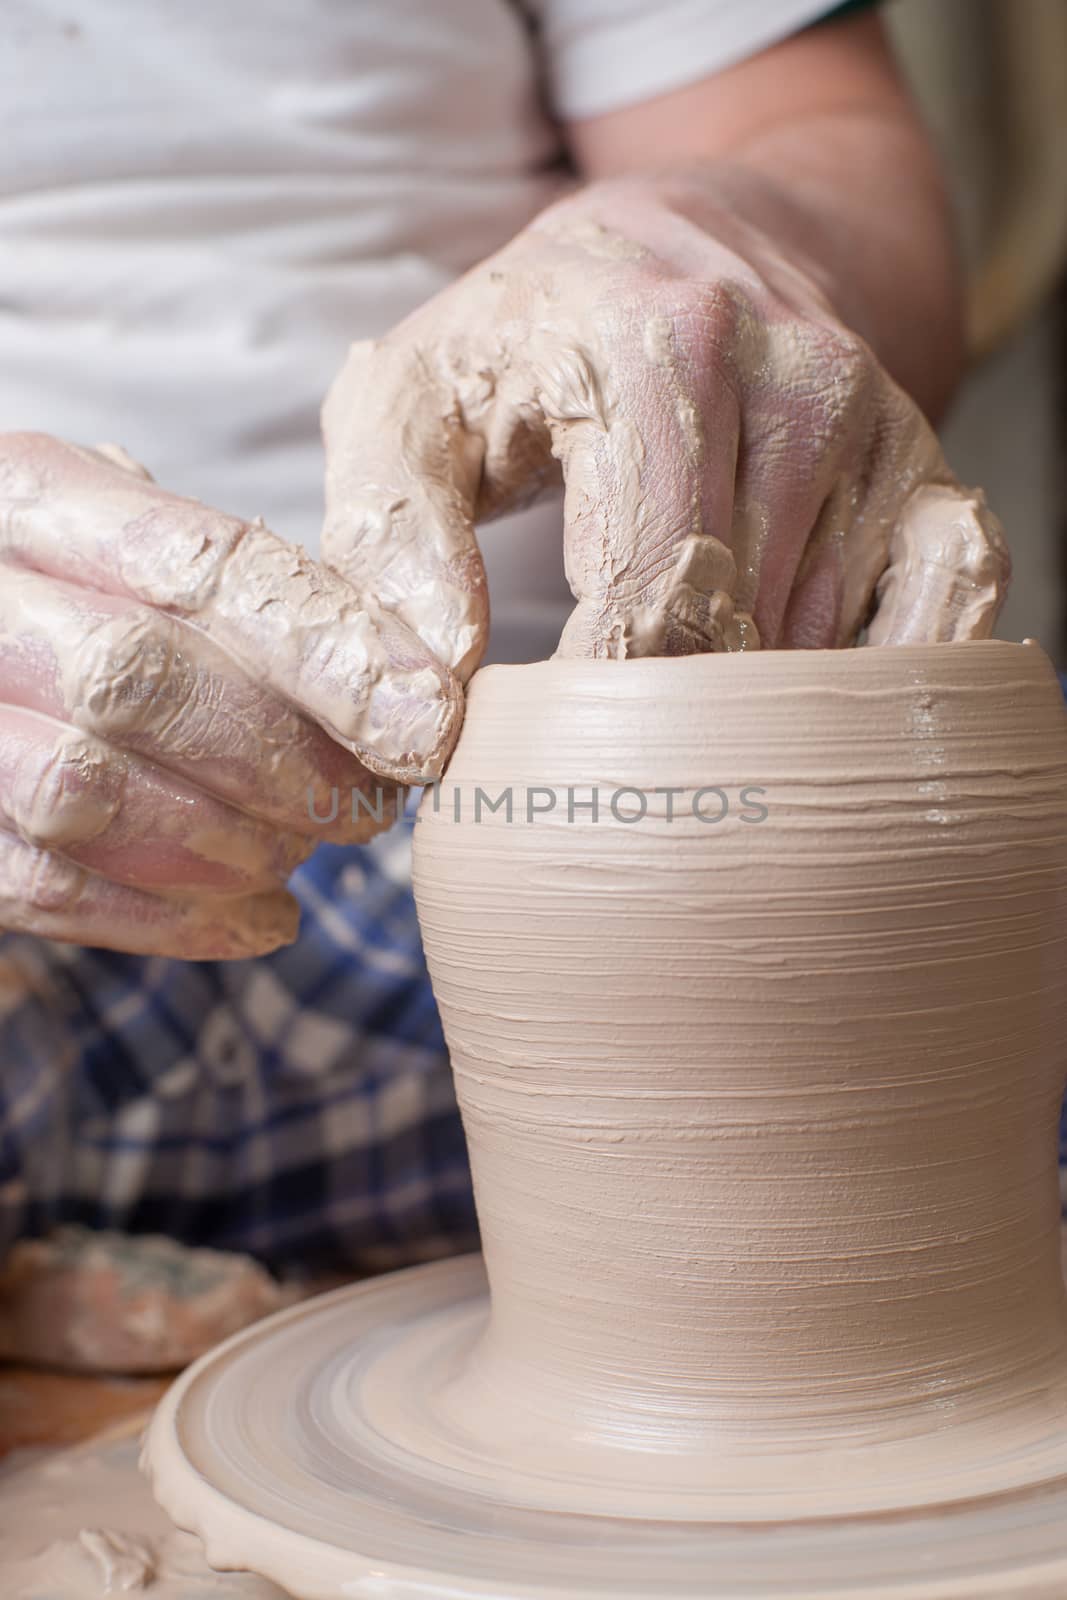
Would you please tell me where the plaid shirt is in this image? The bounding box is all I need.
[0,817,477,1273]
[3,733,1067,1273]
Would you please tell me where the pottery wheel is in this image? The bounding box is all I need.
[143,1253,1067,1600]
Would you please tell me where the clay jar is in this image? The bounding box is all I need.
[412,640,1067,1516]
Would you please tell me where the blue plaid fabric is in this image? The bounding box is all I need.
[0,818,477,1273]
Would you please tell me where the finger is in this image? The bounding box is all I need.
[0,433,461,782]
[0,707,313,894]
[531,299,754,658]
[322,270,755,668]
[866,482,1010,646]
[730,322,874,648]
[0,830,299,958]
[0,565,404,846]
[321,338,491,681]
[820,374,1010,648]
[777,476,874,649]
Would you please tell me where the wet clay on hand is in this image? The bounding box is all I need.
[322,181,1009,674]
[0,432,461,955]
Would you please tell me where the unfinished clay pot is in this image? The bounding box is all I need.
[145,639,1067,1599]
[411,639,1067,1509]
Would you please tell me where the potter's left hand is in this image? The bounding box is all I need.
[321,180,1008,674]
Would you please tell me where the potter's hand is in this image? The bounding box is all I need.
[0,433,461,956]
[322,180,1008,671]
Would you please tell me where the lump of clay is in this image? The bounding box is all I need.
[0,1226,309,1374]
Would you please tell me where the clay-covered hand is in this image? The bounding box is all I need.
[0,434,461,957]
[322,179,1009,674]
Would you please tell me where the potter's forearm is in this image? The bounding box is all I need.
[647,109,964,423]
[565,15,962,423]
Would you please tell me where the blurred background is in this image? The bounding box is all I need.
[888,0,1066,662]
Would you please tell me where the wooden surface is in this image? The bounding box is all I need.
[0,1364,169,1457]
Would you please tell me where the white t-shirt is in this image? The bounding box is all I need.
[2,0,836,662]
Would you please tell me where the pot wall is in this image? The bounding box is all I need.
[413,642,1067,1447]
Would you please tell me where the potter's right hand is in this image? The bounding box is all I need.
[0,433,461,957]
[320,179,1009,672]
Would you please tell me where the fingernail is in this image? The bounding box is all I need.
[360,664,463,781]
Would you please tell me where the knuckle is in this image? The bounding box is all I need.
[665,278,750,341]
[10,732,123,852]
[647,280,757,398]
[765,323,875,458]
[0,432,59,535]
[809,324,872,394]
[114,501,248,613]
[8,839,88,914]
[27,852,85,912]
[70,608,186,740]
